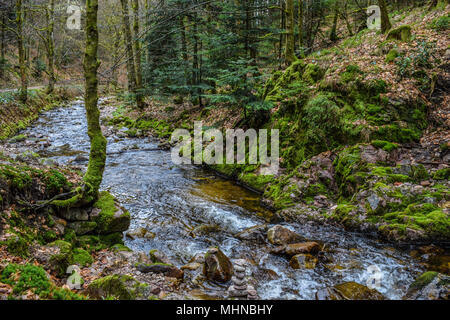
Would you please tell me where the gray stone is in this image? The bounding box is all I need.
[367,193,381,211]
[59,208,89,221]
[67,221,97,235]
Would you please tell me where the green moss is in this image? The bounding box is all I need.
[47,287,87,300]
[385,49,399,63]
[433,168,450,180]
[77,235,105,252]
[263,59,307,100]
[0,164,32,190]
[48,240,73,276]
[386,25,412,42]
[87,275,144,300]
[99,233,124,247]
[63,228,77,244]
[381,204,450,240]
[42,230,58,243]
[92,191,130,234]
[264,175,298,210]
[430,14,450,31]
[72,248,93,267]
[411,164,429,181]
[302,63,323,84]
[1,264,51,296]
[333,145,362,197]
[332,204,357,225]
[111,244,132,252]
[339,64,364,84]
[43,170,70,194]
[0,263,87,300]
[238,173,274,192]
[5,236,29,258]
[408,271,438,291]
[9,134,27,142]
[371,140,398,152]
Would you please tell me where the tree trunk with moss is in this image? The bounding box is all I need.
[379,0,391,34]
[285,0,295,65]
[45,0,56,94]
[120,0,138,101]
[82,0,107,203]
[132,0,144,109]
[16,0,27,103]
[330,0,339,41]
[298,0,304,52]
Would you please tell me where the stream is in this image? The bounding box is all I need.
[11,99,426,300]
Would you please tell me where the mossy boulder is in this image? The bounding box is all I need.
[48,240,73,276]
[386,25,412,42]
[99,232,124,247]
[87,274,149,300]
[67,221,97,235]
[315,282,385,300]
[91,191,130,234]
[203,247,233,283]
[73,248,93,267]
[404,272,449,300]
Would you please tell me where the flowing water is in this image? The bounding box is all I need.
[12,100,426,299]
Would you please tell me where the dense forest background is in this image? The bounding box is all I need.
[1,0,445,106]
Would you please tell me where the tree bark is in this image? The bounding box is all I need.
[0,13,5,79]
[330,0,339,41]
[132,0,144,109]
[120,0,137,99]
[379,0,392,34]
[16,0,27,103]
[82,0,107,202]
[45,0,56,93]
[298,0,304,51]
[285,0,295,65]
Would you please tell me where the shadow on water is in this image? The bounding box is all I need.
[14,100,428,300]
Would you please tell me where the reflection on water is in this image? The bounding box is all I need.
[14,100,426,300]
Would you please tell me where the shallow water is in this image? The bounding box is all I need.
[14,100,425,300]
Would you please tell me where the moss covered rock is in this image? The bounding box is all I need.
[86,274,149,300]
[91,191,130,234]
[386,25,412,42]
[404,272,449,300]
[67,221,97,236]
[73,248,93,267]
[48,240,73,276]
[315,281,385,300]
